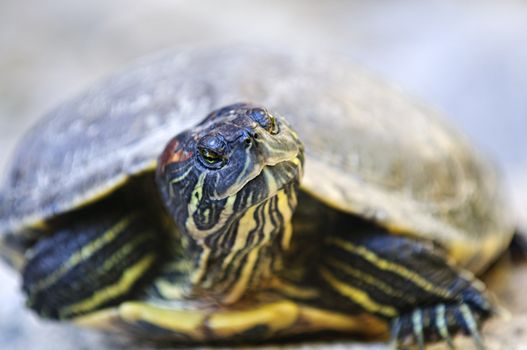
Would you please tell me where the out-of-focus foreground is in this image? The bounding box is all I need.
[0,1,526,349]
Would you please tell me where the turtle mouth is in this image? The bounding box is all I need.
[210,153,303,202]
[259,155,303,196]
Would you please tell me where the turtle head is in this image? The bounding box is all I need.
[156,103,303,300]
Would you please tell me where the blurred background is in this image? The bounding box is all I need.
[0,1,526,349]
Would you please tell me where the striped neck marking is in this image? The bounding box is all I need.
[187,184,298,304]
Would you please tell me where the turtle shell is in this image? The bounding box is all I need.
[0,46,514,272]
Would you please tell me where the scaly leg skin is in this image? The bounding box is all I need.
[22,204,165,320]
[314,216,494,350]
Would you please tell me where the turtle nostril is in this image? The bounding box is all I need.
[243,136,252,147]
[241,129,259,147]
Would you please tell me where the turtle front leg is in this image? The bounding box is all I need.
[316,222,494,349]
[22,204,165,320]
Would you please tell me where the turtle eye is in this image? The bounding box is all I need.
[249,108,279,134]
[199,148,223,165]
[197,135,227,169]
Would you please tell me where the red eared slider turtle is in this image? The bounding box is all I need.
[0,46,517,349]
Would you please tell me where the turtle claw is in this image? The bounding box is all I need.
[411,309,425,350]
[389,317,402,349]
[459,303,486,350]
[436,304,456,349]
[390,299,491,349]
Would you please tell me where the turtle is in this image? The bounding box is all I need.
[0,46,519,349]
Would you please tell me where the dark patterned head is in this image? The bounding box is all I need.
[157,103,304,245]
